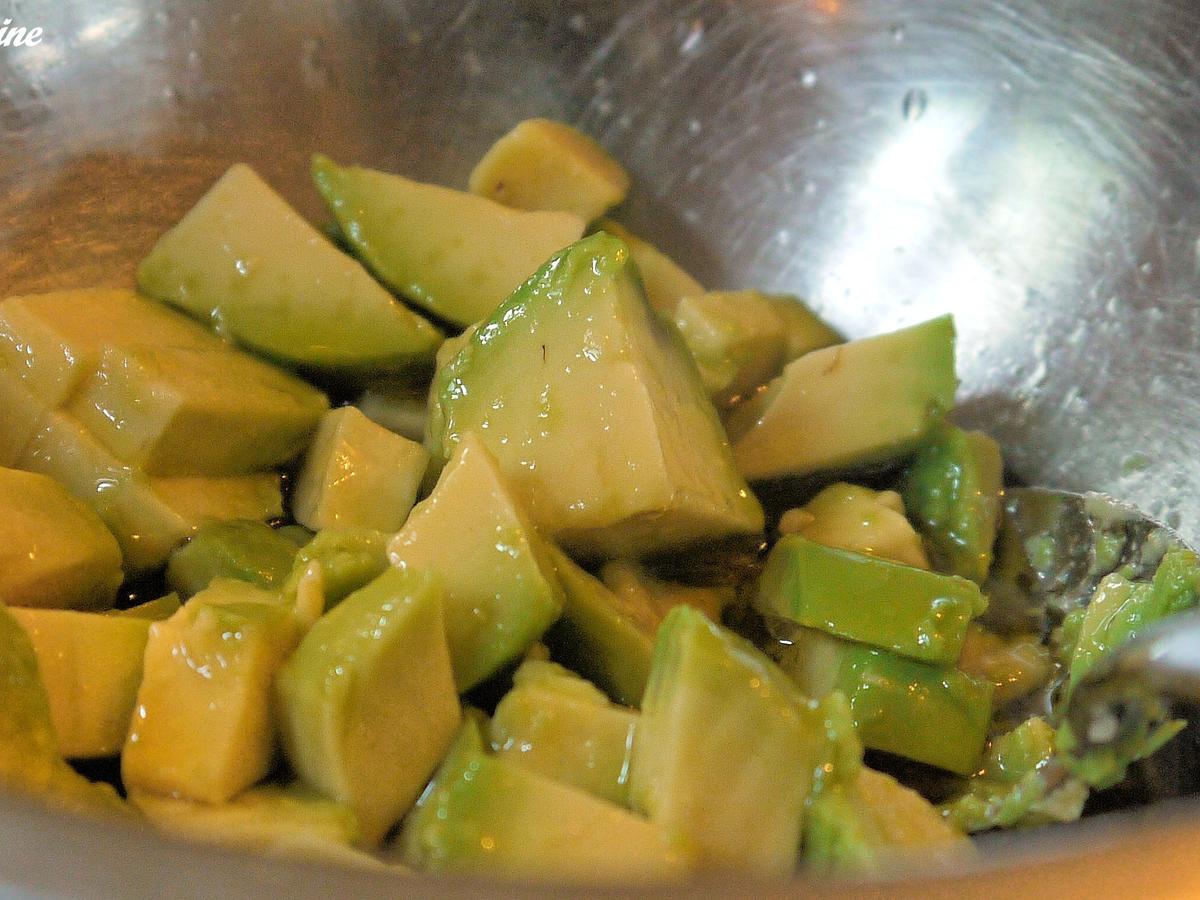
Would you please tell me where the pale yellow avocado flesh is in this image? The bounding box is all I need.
[152,471,284,524]
[293,406,429,533]
[0,364,43,466]
[594,219,705,314]
[778,483,930,570]
[9,607,149,758]
[0,467,123,610]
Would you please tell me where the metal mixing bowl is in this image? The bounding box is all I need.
[2,0,1199,895]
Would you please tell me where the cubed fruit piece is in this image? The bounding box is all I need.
[469,119,630,222]
[0,467,123,610]
[388,434,564,691]
[0,364,42,466]
[629,605,829,876]
[275,567,460,846]
[293,406,429,533]
[777,483,929,570]
[0,288,214,408]
[594,220,704,313]
[756,535,984,666]
[901,423,1004,582]
[137,164,442,377]
[429,233,763,558]
[151,472,283,525]
[774,625,993,775]
[167,520,300,599]
[313,154,585,327]
[8,607,149,758]
[122,580,300,803]
[726,316,958,481]
[490,658,638,805]
[804,767,971,872]
[400,714,688,881]
[280,528,391,613]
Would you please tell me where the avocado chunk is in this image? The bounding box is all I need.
[726,316,958,482]
[490,658,638,805]
[167,520,300,599]
[150,472,283,526]
[600,559,733,627]
[281,528,391,613]
[275,567,460,846]
[629,605,831,876]
[773,625,993,775]
[388,434,564,691]
[956,624,1052,708]
[112,593,181,621]
[756,535,984,666]
[122,579,301,803]
[429,233,764,558]
[0,364,42,466]
[469,119,631,222]
[138,164,442,377]
[901,423,1004,582]
[293,406,429,533]
[593,220,704,313]
[0,467,123,609]
[399,713,689,881]
[778,483,930,570]
[804,767,971,871]
[8,607,149,758]
[313,154,585,327]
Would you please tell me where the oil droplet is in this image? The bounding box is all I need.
[801,69,818,89]
[901,88,927,122]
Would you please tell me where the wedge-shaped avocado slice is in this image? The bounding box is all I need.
[469,119,631,222]
[9,607,149,758]
[123,579,301,803]
[167,520,300,599]
[293,406,429,533]
[400,713,689,881]
[0,364,42,466]
[429,233,764,557]
[313,154,585,327]
[778,483,929,569]
[757,535,984,666]
[804,767,971,872]
[594,220,704,313]
[388,434,564,691]
[281,528,391,613]
[138,164,442,377]
[490,658,637,805]
[901,424,1004,582]
[629,605,830,876]
[151,471,284,524]
[774,625,993,775]
[0,467,123,609]
[727,316,957,482]
[275,567,460,846]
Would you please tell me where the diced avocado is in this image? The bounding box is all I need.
[354,379,429,443]
[594,220,704,313]
[629,605,829,876]
[68,343,328,476]
[490,658,637,805]
[293,406,429,533]
[150,471,284,524]
[113,593,181,621]
[778,483,930,570]
[757,535,984,665]
[137,164,442,376]
[281,528,390,612]
[313,154,585,327]
[772,294,844,361]
[956,624,1052,708]
[726,316,958,482]
[901,424,1004,582]
[600,559,733,627]
[167,520,300,598]
[8,607,149,758]
[122,579,300,803]
[804,767,971,871]
[469,119,630,222]
[0,467,123,609]
[0,364,42,466]
[388,434,564,691]
[543,548,655,707]
[429,233,764,557]
[399,714,688,881]
[774,625,993,775]
[275,567,460,846]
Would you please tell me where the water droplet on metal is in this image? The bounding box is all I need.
[1139,261,1154,276]
[890,24,906,42]
[687,118,702,135]
[803,180,817,196]
[679,19,705,54]
[801,69,818,89]
[567,13,587,34]
[901,88,927,122]
[1102,182,1119,203]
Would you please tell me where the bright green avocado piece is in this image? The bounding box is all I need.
[137,163,442,377]
[275,566,460,846]
[593,220,704,313]
[312,154,585,327]
[167,520,301,599]
[779,483,930,570]
[0,467,123,610]
[774,625,993,775]
[901,423,1004,582]
[628,605,834,876]
[756,534,985,666]
[281,528,390,613]
[726,315,957,482]
[429,232,764,558]
[388,434,564,691]
[399,713,689,881]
